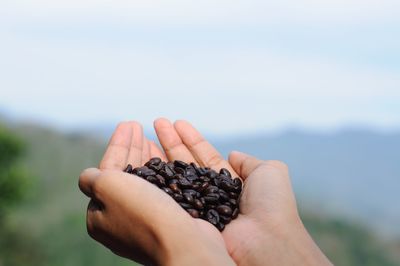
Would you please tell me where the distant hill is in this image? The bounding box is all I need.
[2,121,399,266]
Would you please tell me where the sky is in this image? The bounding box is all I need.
[0,0,399,135]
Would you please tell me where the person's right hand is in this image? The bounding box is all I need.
[154,118,332,266]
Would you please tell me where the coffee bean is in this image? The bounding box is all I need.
[198,182,210,192]
[219,168,231,177]
[193,199,204,209]
[219,190,230,202]
[146,176,157,184]
[169,183,181,194]
[156,174,166,187]
[229,192,239,199]
[124,164,133,173]
[162,187,173,196]
[145,157,162,167]
[179,202,193,209]
[178,178,192,188]
[204,193,220,203]
[204,185,219,194]
[183,193,194,204]
[220,215,232,224]
[174,160,188,168]
[173,193,184,202]
[187,209,200,218]
[232,207,239,219]
[216,222,225,231]
[216,205,233,216]
[206,209,220,225]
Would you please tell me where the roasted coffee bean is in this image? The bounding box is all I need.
[204,193,220,203]
[185,167,197,177]
[145,157,162,167]
[146,175,157,184]
[193,199,204,209]
[155,174,166,187]
[206,209,220,225]
[174,167,185,175]
[179,202,193,209]
[174,160,188,168]
[169,183,181,194]
[124,164,133,173]
[162,187,173,196]
[233,177,242,187]
[196,167,208,176]
[183,193,194,204]
[232,207,239,219]
[219,168,231,177]
[229,192,239,199]
[216,205,233,216]
[183,189,197,197]
[204,185,219,194]
[229,198,238,207]
[216,222,225,231]
[219,215,232,224]
[187,209,200,218]
[185,174,198,182]
[198,182,210,192]
[208,171,218,179]
[178,178,192,188]
[173,193,184,202]
[220,180,235,191]
[219,190,230,202]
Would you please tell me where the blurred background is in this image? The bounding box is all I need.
[1,1,399,265]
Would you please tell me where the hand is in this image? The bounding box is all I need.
[154,118,332,266]
[78,122,235,266]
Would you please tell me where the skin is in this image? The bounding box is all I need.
[79,119,332,266]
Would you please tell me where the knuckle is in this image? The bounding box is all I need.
[91,174,108,196]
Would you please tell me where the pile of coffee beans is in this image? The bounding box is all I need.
[123,157,242,231]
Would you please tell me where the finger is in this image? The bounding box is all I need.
[174,120,238,177]
[79,168,102,198]
[141,137,151,165]
[149,141,167,161]
[126,122,143,167]
[154,118,197,162]
[99,122,133,170]
[228,151,264,180]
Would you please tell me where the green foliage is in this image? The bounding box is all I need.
[0,126,28,221]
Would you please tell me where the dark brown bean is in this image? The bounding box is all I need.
[187,209,200,218]
[193,199,204,209]
[232,207,239,219]
[124,164,133,173]
[206,209,220,225]
[216,205,233,216]
[219,168,231,177]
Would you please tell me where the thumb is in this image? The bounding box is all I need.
[228,151,264,180]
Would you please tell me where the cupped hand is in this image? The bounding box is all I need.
[154,118,332,266]
[78,121,234,266]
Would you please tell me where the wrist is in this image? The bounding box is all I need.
[234,217,332,266]
[154,219,235,266]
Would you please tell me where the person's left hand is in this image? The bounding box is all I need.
[78,121,234,266]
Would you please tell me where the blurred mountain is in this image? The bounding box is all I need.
[1,121,399,265]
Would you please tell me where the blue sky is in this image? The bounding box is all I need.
[0,0,399,135]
